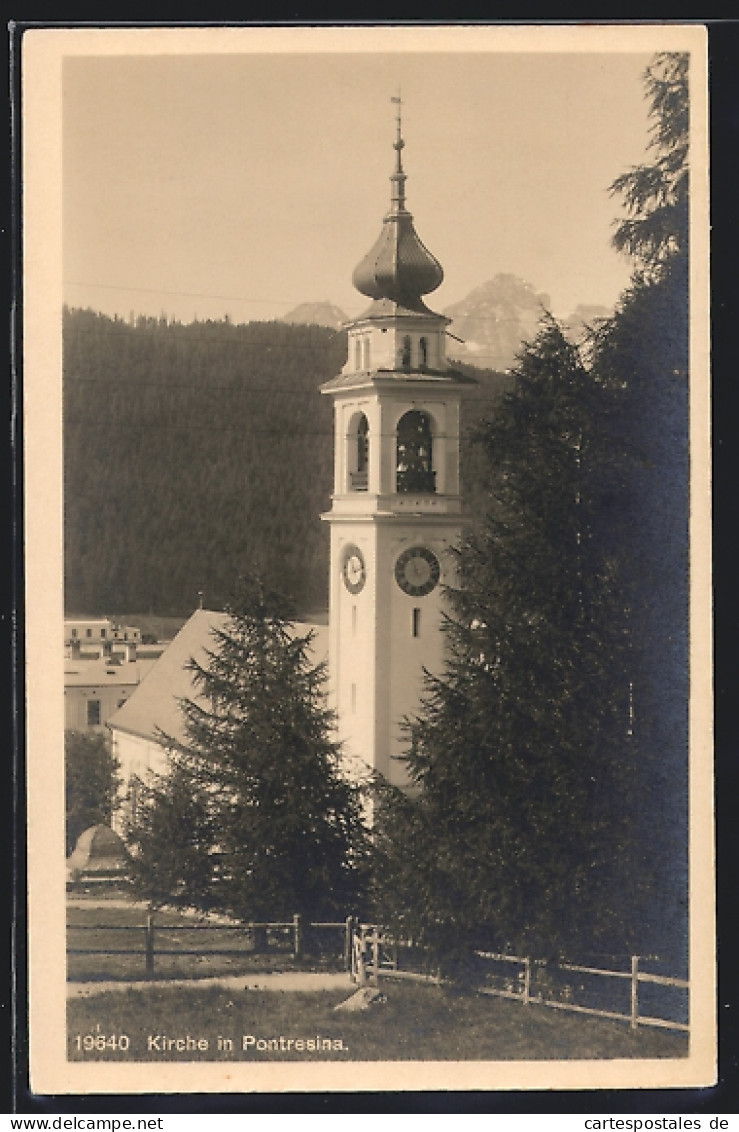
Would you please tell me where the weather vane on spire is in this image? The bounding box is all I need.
[391,91,404,148]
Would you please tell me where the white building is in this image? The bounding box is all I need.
[321,109,473,789]
[65,617,142,659]
[64,654,143,732]
[64,618,158,731]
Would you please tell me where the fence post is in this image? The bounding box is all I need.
[293,913,302,960]
[145,913,155,976]
[344,916,353,972]
[354,927,366,986]
[371,926,380,987]
[523,956,531,1005]
[630,955,639,1030]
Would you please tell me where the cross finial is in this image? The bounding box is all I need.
[391,91,402,132]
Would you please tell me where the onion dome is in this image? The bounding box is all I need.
[352,104,444,314]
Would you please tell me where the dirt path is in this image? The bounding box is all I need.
[67,971,355,998]
[67,898,238,923]
[67,898,150,910]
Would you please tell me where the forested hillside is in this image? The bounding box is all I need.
[63,308,509,617]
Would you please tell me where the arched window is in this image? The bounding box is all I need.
[396,410,435,493]
[419,336,428,369]
[362,338,371,370]
[357,414,369,473]
[354,338,362,371]
[350,413,369,491]
[401,335,412,369]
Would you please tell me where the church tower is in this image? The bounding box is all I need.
[321,104,474,788]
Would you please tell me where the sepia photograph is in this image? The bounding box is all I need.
[22,23,713,1096]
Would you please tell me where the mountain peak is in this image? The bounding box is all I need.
[443,274,551,371]
[283,301,348,330]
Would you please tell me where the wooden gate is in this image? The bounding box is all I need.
[350,923,440,986]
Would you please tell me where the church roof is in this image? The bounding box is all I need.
[351,105,444,317]
[320,366,477,394]
[107,608,328,747]
[349,295,448,322]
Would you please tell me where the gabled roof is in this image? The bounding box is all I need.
[107,609,328,748]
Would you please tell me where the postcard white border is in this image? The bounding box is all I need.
[22,21,714,1095]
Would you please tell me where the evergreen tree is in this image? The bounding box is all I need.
[126,576,368,921]
[609,52,689,275]
[587,262,689,961]
[373,51,691,971]
[589,50,691,957]
[65,730,120,855]
[123,758,215,910]
[374,321,643,967]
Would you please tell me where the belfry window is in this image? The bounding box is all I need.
[363,338,371,370]
[354,338,362,371]
[401,335,412,369]
[357,415,369,473]
[350,413,369,491]
[396,410,435,493]
[419,336,428,369]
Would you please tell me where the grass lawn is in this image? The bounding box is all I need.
[67,981,688,1063]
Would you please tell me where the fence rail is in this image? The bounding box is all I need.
[68,913,354,976]
[352,926,689,1034]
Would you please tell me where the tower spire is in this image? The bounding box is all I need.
[390,93,407,212]
[351,97,444,312]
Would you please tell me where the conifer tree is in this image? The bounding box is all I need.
[65,730,120,855]
[126,576,368,920]
[589,50,691,956]
[585,262,689,960]
[373,321,644,966]
[609,52,689,275]
[374,51,691,970]
[124,756,215,910]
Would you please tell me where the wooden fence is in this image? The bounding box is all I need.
[68,912,689,1034]
[352,924,689,1034]
[68,913,354,977]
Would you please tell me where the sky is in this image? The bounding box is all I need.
[61,32,658,326]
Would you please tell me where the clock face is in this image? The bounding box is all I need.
[342,543,366,594]
[395,545,441,597]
